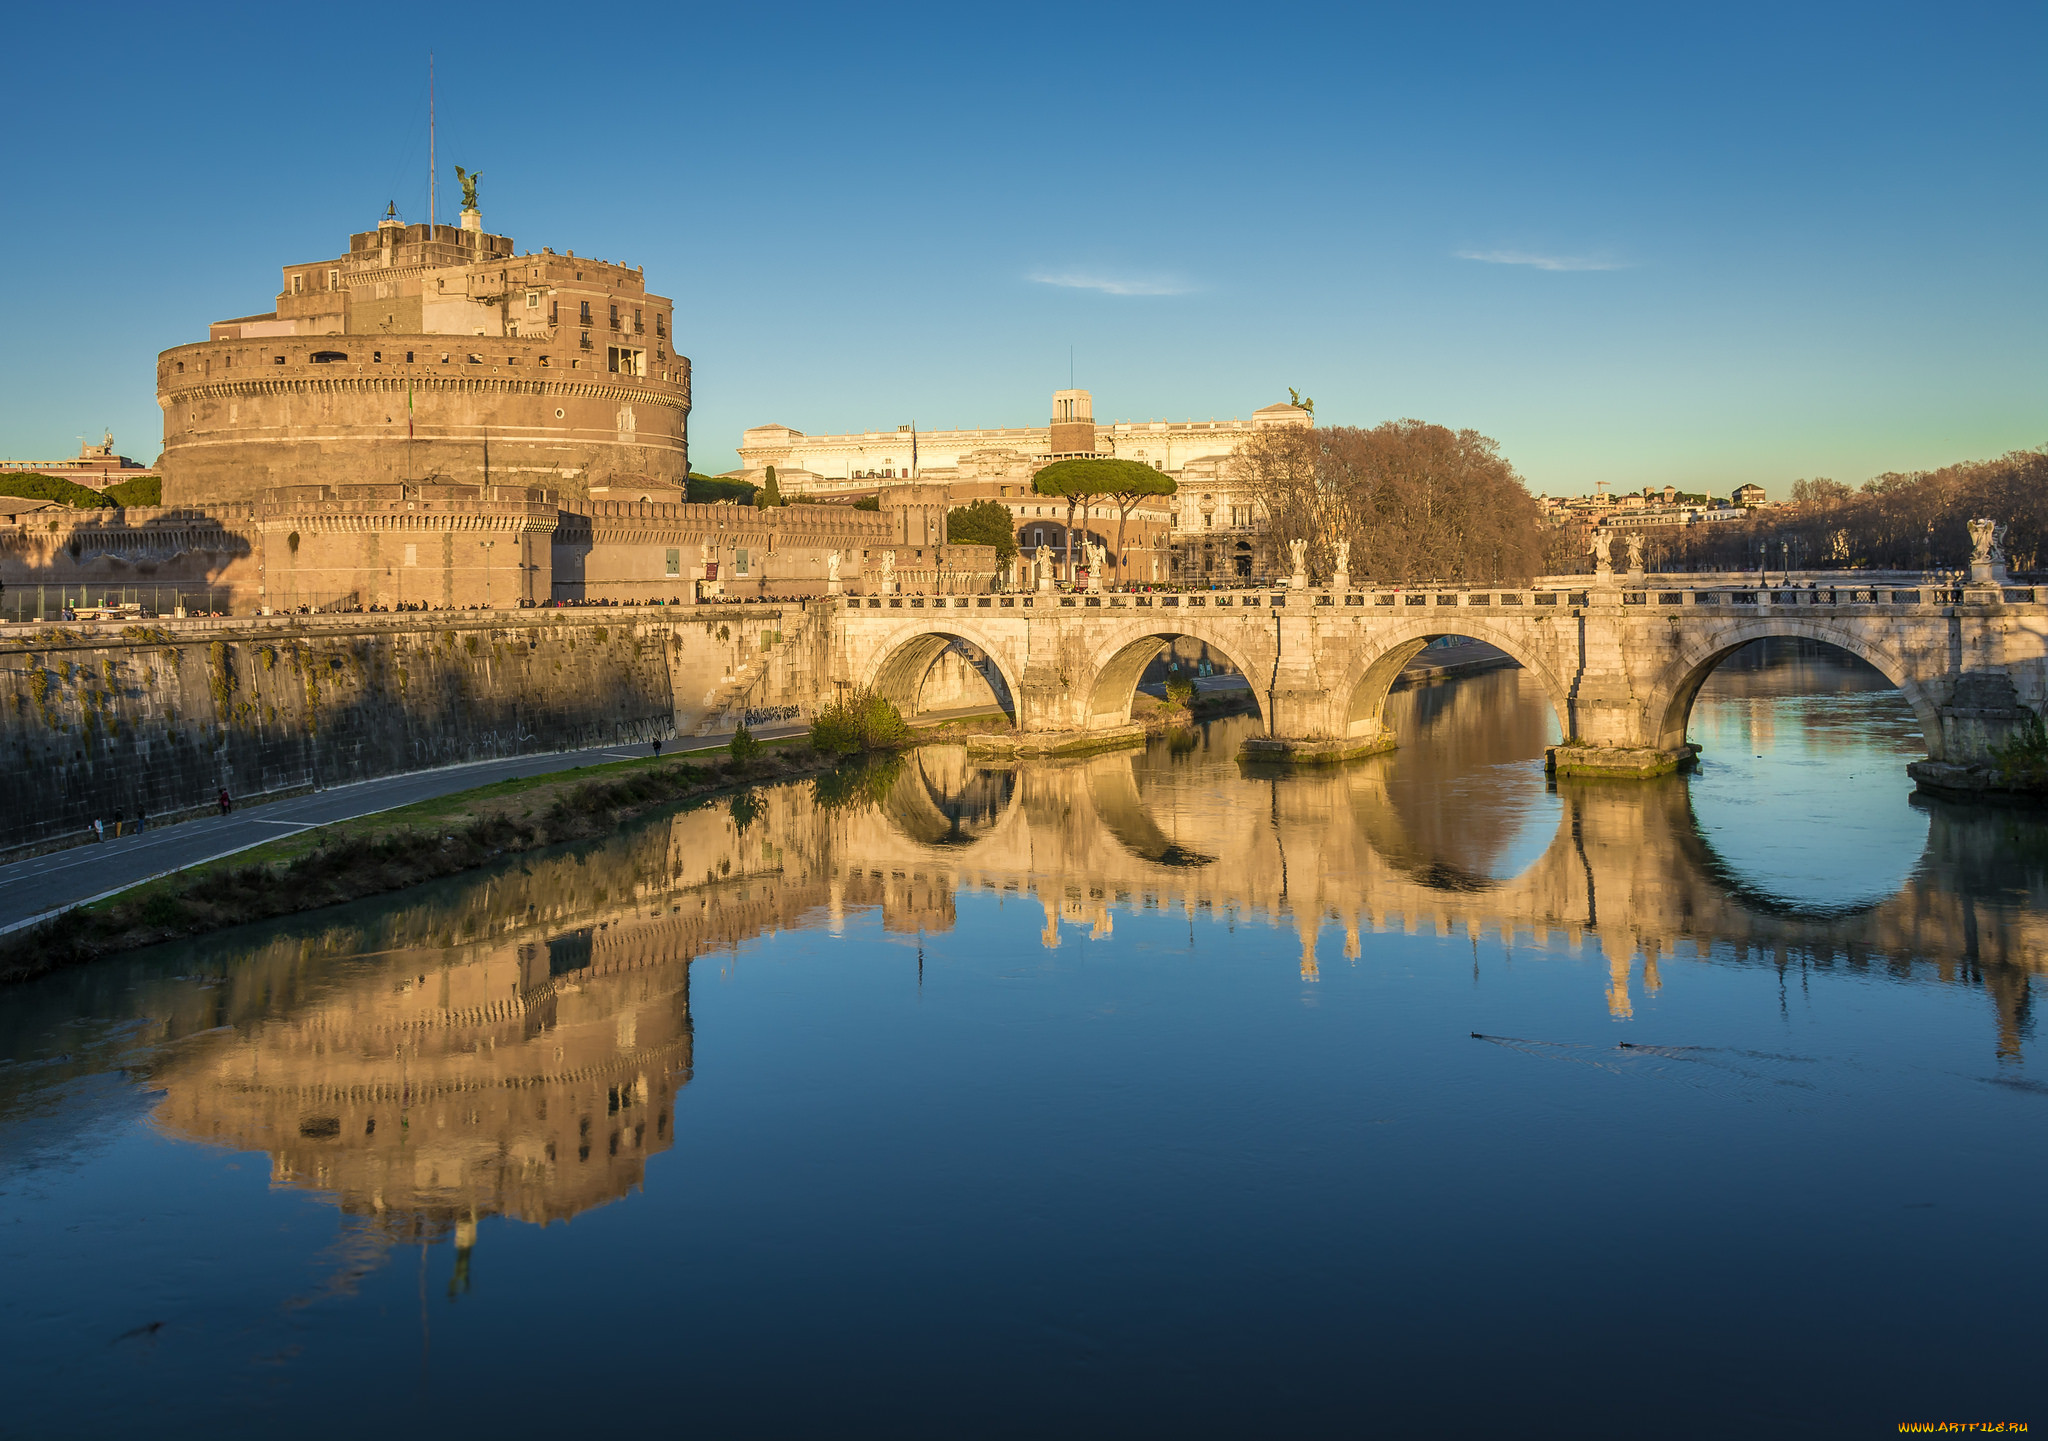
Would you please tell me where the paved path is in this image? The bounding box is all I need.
[0,725,806,936]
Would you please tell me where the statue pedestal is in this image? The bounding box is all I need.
[1969,560,2011,585]
[826,578,842,595]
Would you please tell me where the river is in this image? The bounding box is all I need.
[1,639,2041,1438]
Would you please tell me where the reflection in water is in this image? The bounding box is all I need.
[2,636,2044,1438]
[2,643,2042,1233]
[0,646,2039,1219]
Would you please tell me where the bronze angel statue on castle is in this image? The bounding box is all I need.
[456,167,481,212]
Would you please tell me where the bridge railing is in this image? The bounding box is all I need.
[840,582,2040,613]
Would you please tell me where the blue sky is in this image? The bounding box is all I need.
[1,1,2040,494]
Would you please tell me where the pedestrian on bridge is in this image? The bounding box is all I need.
[218,788,232,817]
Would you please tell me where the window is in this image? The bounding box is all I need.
[734,548,749,575]
[550,300,558,325]
[405,351,414,363]
[633,307,643,333]
[579,301,592,324]
[526,291,540,309]
[273,354,285,364]
[291,274,304,294]
[655,313,666,338]
[608,304,619,329]
[665,548,680,577]
[310,350,346,363]
[372,351,382,363]
[174,361,184,373]
[328,269,339,291]
[1203,514,1212,528]
[539,355,551,368]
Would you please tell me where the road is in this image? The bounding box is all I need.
[0,725,807,936]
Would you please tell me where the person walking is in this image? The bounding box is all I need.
[651,736,662,759]
[112,808,125,839]
[135,806,148,834]
[92,817,105,843]
[218,788,232,817]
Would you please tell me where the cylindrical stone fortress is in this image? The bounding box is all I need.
[156,211,689,504]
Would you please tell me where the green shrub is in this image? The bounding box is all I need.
[729,724,763,764]
[0,472,113,508]
[1992,713,2048,788]
[946,499,1020,562]
[104,475,161,507]
[1164,678,1196,709]
[686,472,759,505]
[808,687,910,755]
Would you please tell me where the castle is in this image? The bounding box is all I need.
[156,206,690,504]
[1,200,990,618]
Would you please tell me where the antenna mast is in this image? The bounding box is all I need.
[428,52,436,229]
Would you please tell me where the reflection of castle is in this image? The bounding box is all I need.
[146,787,834,1237]
[150,935,694,1237]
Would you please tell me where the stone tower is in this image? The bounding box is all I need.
[155,207,691,504]
[1048,388,1096,457]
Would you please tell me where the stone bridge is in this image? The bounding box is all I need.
[832,572,2048,779]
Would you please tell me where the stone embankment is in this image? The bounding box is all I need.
[0,604,831,855]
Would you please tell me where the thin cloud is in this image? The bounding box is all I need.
[1027,269,1194,296]
[1455,249,1630,272]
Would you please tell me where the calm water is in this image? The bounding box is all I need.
[2,640,2042,1439]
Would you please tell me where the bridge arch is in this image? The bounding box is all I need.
[1077,618,1273,730]
[1332,616,1576,743]
[1648,619,1943,758]
[855,619,1025,723]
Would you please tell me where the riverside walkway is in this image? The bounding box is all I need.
[0,723,807,935]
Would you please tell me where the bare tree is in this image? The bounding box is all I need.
[1237,419,1545,585]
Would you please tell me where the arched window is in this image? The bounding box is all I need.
[310,351,347,364]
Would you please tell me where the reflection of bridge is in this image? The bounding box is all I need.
[834,727,2046,1058]
[833,574,2048,776]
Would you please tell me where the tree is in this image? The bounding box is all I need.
[1236,420,1545,585]
[103,475,160,507]
[0,472,114,509]
[686,472,758,505]
[946,499,1019,563]
[1032,458,1120,581]
[1101,462,1176,582]
[1646,448,2048,575]
[760,465,783,506]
